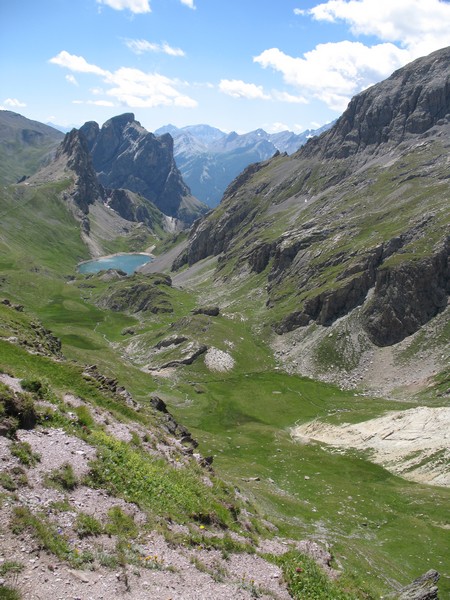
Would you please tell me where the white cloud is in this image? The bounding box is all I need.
[307,0,450,55]
[125,39,185,57]
[3,98,27,108]
[105,67,198,107]
[255,41,409,112]
[50,51,107,76]
[179,0,196,8]
[65,74,79,86]
[96,0,151,13]
[50,51,197,109]
[285,0,450,112]
[273,91,308,104]
[219,79,271,100]
[89,100,115,106]
[72,99,115,107]
[268,122,290,133]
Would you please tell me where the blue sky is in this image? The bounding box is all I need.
[1,0,450,134]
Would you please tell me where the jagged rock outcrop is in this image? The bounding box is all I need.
[392,569,440,600]
[362,239,450,345]
[79,114,207,224]
[98,274,173,315]
[55,128,104,213]
[105,188,165,229]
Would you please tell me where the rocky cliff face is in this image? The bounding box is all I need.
[174,46,450,348]
[79,114,207,224]
[105,188,165,230]
[302,47,450,160]
[362,238,450,345]
[55,128,104,214]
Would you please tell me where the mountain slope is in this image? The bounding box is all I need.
[171,46,450,385]
[0,110,63,185]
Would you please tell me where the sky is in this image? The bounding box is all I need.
[1,0,450,135]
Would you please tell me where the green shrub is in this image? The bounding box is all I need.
[10,441,40,466]
[11,506,71,559]
[20,379,44,397]
[74,405,95,429]
[45,462,77,491]
[105,506,138,539]
[0,586,22,600]
[273,551,363,600]
[0,384,37,431]
[75,512,103,538]
[0,561,24,577]
[0,473,17,492]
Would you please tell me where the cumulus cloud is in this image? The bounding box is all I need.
[50,50,197,109]
[219,79,271,100]
[3,98,27,108]
[125,39,185,56]
[179,0,196,8]
[105,67,197,107]
[281,0,450,112]
[307,0,450,55]
[268,122,290,133]
[50,51,107,76]
[255,40,409,112]
[96,0,151,13]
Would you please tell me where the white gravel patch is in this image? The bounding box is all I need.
[292,406,450,486]
[204,347,235,372]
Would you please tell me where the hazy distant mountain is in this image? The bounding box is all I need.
[155,123,333,207]
[46,121,78,133]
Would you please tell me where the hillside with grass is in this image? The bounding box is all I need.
[0,48,449,600]
[0,110,63,186]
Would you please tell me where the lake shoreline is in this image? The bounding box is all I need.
[78,252,154,275]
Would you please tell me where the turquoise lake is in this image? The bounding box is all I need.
[78,253,152,275]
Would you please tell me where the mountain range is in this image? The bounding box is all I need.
[155,122,333,206]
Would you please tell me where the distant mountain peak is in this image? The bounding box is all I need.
[157,122,333,206]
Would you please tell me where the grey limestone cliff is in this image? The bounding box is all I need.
[80,114,207,224]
